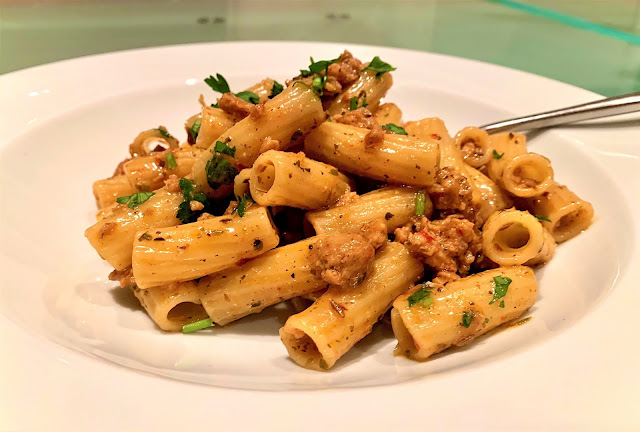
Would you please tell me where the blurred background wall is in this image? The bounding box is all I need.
[1,0,639,95]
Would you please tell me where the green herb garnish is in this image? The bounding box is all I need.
[462,311,475,328]
[233,193,252,218]
[381,123,407,135]
[214,141,236,157]
[349,97,358,111]
[270,80,284,98]
[205,155,239,190]
[535,215,551,222]
[204,73,231,94]
[176,178,208,224]
[116,192,155,208]
[308,56,339,74]
[407,285,433,308]
[165,152,177,170]
[182,318,214,334]
[188,118,201,143]
[156,127,171,139]
[312,75,324,95]
[415,190,426,216]
[362,56,397,78]
[489,275,512,305]
[492,150,504,159]
[234,91,259,105]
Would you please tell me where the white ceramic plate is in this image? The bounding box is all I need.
[1,41,638,430]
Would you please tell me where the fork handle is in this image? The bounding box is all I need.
[480,91,640,134]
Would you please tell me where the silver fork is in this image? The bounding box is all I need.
[480,91,640,133]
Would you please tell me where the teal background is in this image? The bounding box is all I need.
[1,0,639,96]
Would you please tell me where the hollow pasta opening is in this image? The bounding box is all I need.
[495,222,531,250]
[167,302,208,324]
[281,327,328,370]
[253,160,276,194]
[555,208,586,238]
[511,165,542,188]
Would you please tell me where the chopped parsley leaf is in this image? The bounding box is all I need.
[407,285,433,308]
[269,80,284,98]
[381,123,408,135]
[165,152,177,170]
[308,56,339,74]
[312,75,325,95]
[182,318,214,334]
[205,155,239,190]
[116,191,155,208]
[156,127,171,139]
[188,118,201,143]
[214,141,236,157]
[535,215,551,222]
[210,102,219,108]
[233,194,252,218]
[462,311,475,328]
[492,150,504,159]
[415,189,426,216]
[204,73,231,94]
[349,96,358,111]
[362,56,397,78]
[499,300,505,308]
[489,275,512,305]
[176,178,207,224]
[329,169,339,176]
[234,90,259,104]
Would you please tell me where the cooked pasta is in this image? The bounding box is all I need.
[85,50,593,370]
[250,150,352,209]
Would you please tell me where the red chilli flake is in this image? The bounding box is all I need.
[431,134,442,140]
[416,231,435,242]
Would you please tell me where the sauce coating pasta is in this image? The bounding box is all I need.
[86,50,594,371]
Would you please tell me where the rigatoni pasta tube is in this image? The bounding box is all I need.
[244,78,277,103]
[198,238,328,326]
[93,175,136,209]
[192,82,325,196]
[304,122,440,187]
[250,150,351,209]
[279,242,423,371]
[518,183,594,243]
[327,70,393,116]
[194,106,237,150]
[306,187,431,235]
[374,103,402,125]
[132,282,208,332]
[405,118,510,225]
[234,168,252,199]
[482,208,556,266]
[454,127,491,168]
[391,266,537,361]
[132,206,279,289]
[487,132,554,198]
[85,187,183,270]
[122,147,202,192]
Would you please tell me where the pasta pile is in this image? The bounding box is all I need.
[86,51,594,371]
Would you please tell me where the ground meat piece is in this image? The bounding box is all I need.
[327,50,363,87]
[360,219,388,249]
[364,127,385,147]
[108,267,136,288]
[190,200,204,211]
[331,108,385,147]
[218,92,263,119]
[259,137,280,154]
[394,215,482,277]
[323,75,342,95]
[334,191,359,207]
[164,174,181,193]
[332,108,378,129]
[432,270,460,286]
[427,166,475,222]
[310,232,375,288]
